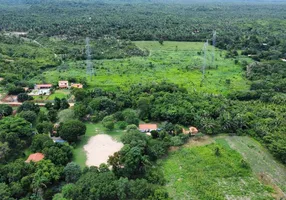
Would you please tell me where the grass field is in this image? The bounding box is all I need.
[158,136,285,200]
[32,95,48,100]
[47,90,69,100]
[34,41,251,95]
[72,123,124,168]
[225,136,286,195]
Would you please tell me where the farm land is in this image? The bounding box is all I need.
[34,41,250,95]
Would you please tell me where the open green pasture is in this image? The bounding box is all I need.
[225,136,286,193]
[159,137,275,200]
[47,89,69,100]
[72,123,124,168]
[36,41,250,94]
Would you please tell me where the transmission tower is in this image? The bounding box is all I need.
[202,39,209,80]
[85,37,94,79]
[212,30,217,68]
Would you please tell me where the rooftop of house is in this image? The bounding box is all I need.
[139,124,158,130]
[71,83,83,88]
[59,81,69,84]
[25,153,44,163]
[35,84,53,87]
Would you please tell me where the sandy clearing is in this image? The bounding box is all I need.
[84,134,123,167]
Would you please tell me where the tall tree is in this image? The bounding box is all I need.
[58,120,86,142]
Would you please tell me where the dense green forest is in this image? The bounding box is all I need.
[0,0,285,199]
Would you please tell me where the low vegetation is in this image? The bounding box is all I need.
[35,41,250,94]
[159,138,274,200]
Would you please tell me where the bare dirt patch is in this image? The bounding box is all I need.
[2,95,18,102]
[84,134,123,167]
[184,135,214,148]
[258,173,286,200]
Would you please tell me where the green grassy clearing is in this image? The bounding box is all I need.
[72,123,124,168]
[32,95,48,100]
[34,41,250,95]
[159,137,275,200]
[47,90,69,100]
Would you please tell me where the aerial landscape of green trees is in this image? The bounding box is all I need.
[0,0,285,199]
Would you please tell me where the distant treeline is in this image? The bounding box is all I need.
[0,1,286,61]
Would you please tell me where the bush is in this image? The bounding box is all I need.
[126,124,138,132]
[8,86,25,95]
[0,104,13,116]
[116,121,128,129]
[36,121,53,134]
[102,115,115,130]
[19,111,37,123]
[150,130,159,139]
[170,136,184,146]
[17,93,29,102]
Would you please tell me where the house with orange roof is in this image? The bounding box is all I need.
[25,153,44,163]
[58,81,69,89]
[139,124,158,132]
[35,84,52,90]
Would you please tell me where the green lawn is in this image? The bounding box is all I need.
[32,95,48,100]
[72,123,124,168]
[47,90,69,100]
[33,41,251,95]
[158,138,274,200]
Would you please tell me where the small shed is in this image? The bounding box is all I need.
[25,153,44,163]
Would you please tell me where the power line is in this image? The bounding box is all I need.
[85,37,94,79]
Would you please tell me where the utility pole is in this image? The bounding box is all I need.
[202,39,209,81]
[212,30,216,68]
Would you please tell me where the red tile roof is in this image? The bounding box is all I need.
[139,124,158,130]
[25,153,44,163]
